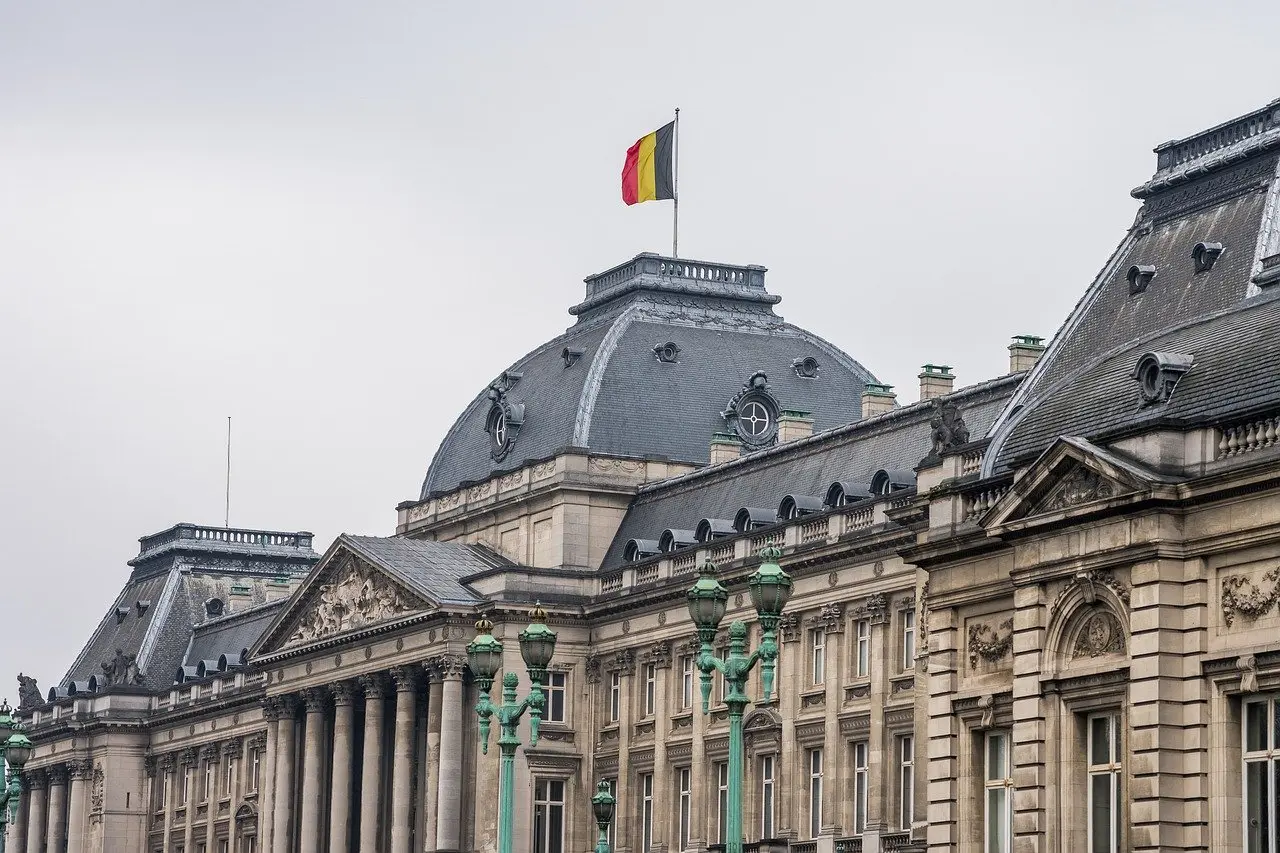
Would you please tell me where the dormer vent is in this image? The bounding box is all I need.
[115,606,130,624]
[792,356,820,378]
[195,659,222,678]
[1132,351,1193,406]
[777,495,825,520]
[623,539,662,562]
[1192,242,1223,273]
[825,481,873,507]
[217,651,246,671]
[136,599,151,616]
[658,529,699,553]
[654,341,681,363]
[562,346,585,368]
[733,507,775,533]
[204,598,225,618]
[695,519,736,543]
[870,469,915,496]
[1128,264,1156,295]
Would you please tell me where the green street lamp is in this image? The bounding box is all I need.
[590,780,616,853]
[467,605,558,853]
[686,547,793,853]
[0,700,34,853]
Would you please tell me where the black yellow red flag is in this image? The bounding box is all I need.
[621,122,675,205]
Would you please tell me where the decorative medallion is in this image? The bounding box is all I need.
[364,647,373,660]
[396,638,404,651]
[1071,611,1126,658]
[721,372,780,447]
[873,560,885,577]
[967,618,1014,668]
[828,572,839,587]
[735,593,744,607]
[429,630,437,642]
[1221,566,1280,627]
[483,373,525,461]
[232,714,239,724]
[657,611,667,626]
[622,620,631,635]
[334,654,342,668]
[305,662,313,675]
[285,559,420,647]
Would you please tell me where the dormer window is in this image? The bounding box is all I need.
[562,346,585,368]
[654,342,681,363]
[204,598,225,618]
[1132,351,1193,406]
[1192,241,1223,273]
[792,356,820,379]
[1128,265,1156,295]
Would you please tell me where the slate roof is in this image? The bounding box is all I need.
[603,374,1021,568]
[986,97,1280,472]
[185,599,289,667]
[342,535,506,605]
[420,254,882,498]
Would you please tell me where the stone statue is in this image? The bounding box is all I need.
[101,649,143,686]
[929,399,970,456]
[17,673,42,710]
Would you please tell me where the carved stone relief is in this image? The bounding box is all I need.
[285,558,420,647]
[1071,611,1126,658]
[807,603,844,633]
[967,618,1014,668]
[1221,566,1280,626]
[1037,466,1117,513]
[1050,570,1131,617]
[779,614,801,642]
[853,593,888,624]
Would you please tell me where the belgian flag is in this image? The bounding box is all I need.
[621,121,675,205]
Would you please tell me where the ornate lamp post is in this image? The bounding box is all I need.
[590,781,616,853]
[0,700,34,853]
[686,547,793,853]
[467,605,558,853]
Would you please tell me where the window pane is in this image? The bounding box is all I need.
[987,788,1007,853]
[987,734,1007,781]
[1090,773,1113,853]
[1090,717,1111,766]
[1245,760,1269,853]
[1245,702,1268,753]
[550,804,563,853]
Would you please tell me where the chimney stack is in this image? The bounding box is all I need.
[861,383,897,417]
[710,432,742,465]
[777,410,814,443]
[918,364,955,400]
[1009,335,1046,373]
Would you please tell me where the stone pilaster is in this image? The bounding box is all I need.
[649,644,672,849]
[925,605,960,853]
[45,765,68,853]
[817,607,844,837]
[422,672,444,853]
[1010,583,1047,853]
[612,650,635,853]
[329,681,357,853]
[179,748,197,853]
[159,754,175,853]
[202,743,221,853]
[260,699,281,851]
[434,655,466,853]
[223,738,245,849]
[67,760,93,853]
[299,687,331,853]
[358,674,389,853]
[272,696,300,853]
[22,768,47,853]
[389,667,419,853]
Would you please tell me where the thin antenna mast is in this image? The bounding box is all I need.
[224,416,232,528]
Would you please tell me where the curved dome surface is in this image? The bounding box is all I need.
[420,254,882,499]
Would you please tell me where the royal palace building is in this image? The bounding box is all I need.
[9,97,1280,853]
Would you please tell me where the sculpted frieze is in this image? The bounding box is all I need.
[285,559,421,648]
[1221,566,1280,627]
[968,618,1014,668]
[1036,466,1117,513]
[1071,612,1126,658]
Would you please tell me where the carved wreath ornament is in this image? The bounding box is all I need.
[287,561,415,646]
[968,618,1014,668]
[1221,565,1280,627]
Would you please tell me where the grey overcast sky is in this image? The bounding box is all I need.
[3,1,1278,688]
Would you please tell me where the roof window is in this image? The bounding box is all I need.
[777,494,825,520]
[562,346,585,368]
[659,529,698,553]
[1128,264,1156,295]
[204,597,225,618]
[695,518,736,542]
[1192,241,1223,273]
[1132,351,1193,406]
[870,469,915,496]
[733,507,775,533]
[623,539,661,562]
[825,481,872,507]
[792,356,820,379]
[653,341,681,363]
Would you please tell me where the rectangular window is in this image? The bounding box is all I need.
[179,767,189,806]
[532,778,565,853]
[242,836,255,853]
[716,762,729,844]
[985,731,1013,853]
[609,673,621,723]
[546,672,567,723]
[644,663,657,717]
[641,772,653,853]
[853,741,868,835]
[898,735,915,830]
[678,767,691,851]
[760,755,775,840]
[222,755,233,798]
[808,747,824,839]
[248,746,260,793]
[202,760,214,803]
[855,619,870,678]
[218,841,228,853]
[901,609,916,670]
[680,655,694,709]
[1087,714,1122,853]
[1243,697,1278,853]
[811,628,826,685]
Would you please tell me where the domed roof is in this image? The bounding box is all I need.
[420,253,883,499]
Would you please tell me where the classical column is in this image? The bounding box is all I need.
[422,672,444,853]
[201,743,221,853]
[299,688,331,853]
[389,667,419,853]
[22,769,47,853]
[434,656,465,853]
[66,760,92,853]
[358,674,389,853]
[329,682,357,853]
[272,697,300,853]
[180,749,197,853]
[260,700,281,851]
[222,740,244,853]
[160,755,176,853]
[45,765,68,853]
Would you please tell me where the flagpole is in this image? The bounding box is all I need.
[672,106,680,258]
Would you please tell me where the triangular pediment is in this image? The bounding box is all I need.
[254,539,432,656]
[984,436,1171,531]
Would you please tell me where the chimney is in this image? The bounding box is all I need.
[1009,335,1046,373]
[918,364,955,400]
[861,383,897,417]
[228,583,252,611]
[710,432,742,465]
[777,410,814,443]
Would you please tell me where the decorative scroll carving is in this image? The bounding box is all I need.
[1238,655,1259,693]
[199,743,220,762]
[222,738,243,759]
[968,618,1014,668]
[807,603,844,633]
[612,649,636,676]
[854,593,888,625]
[1038,467,1116,513]
[977,695,995,730]
[286,559,419,646]
[1051,570,1131,616]
[779,614,801,642]
[1072,612,1126,658]
[643,641,672,669]
[1221,566,1280,627]
[918,582,930,656]
[584,654,601,684]
[101,649,144,686]
[89,764,105,818]
[68,759,94,780]
[157,754,175,774]
[17,673,42,710]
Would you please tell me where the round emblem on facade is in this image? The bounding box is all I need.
[735,593,744,607]
[305,662,313,675]
[622,620,631,634]
[334,654,342,668]
[828,572,839,587]
[233,715,239,725]
[658,611,667,626]
[396,638,404,651]
[364,646,373,660]
[189,725,195,736]
[277,669,284,683]
[429,629,437,642]
[873,560,885,577]
[723,372,781,447]
[167,731,173,741]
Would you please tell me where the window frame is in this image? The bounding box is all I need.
[984,731,1013,853]
[853,741,868,835]
[760,754,776,839]
[609,672,621,723]
[898,734,915,830]
[855,619,870,678]
[247,746,260,793]
[532,777,566,853]
[644,663,657,718]
[1242,696,1278,853]
[810,628,826,686]
[677,767,691,851]
[716,762,729,844]
[641,773,654,853]
[1086,713,1122,853]
[545,671,567,724]
[901,608,916,671]
[680,655,694,710]
[222,753,234,799]
[202,759,214,803]
[807,747,824,839]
